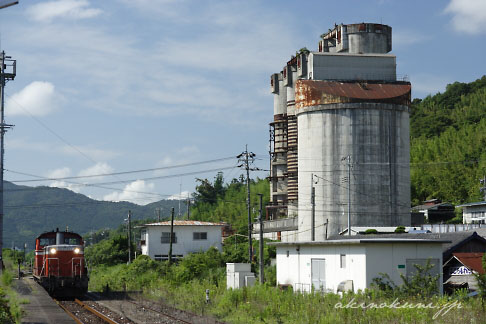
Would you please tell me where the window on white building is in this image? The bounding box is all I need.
[161,232,177,244]
[340,254,346,268]
[193,232,207,240]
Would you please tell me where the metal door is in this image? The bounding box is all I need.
[311,258,326,291]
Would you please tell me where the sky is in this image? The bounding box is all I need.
[0,0,485,207]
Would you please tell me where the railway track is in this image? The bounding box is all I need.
[55,298,135,324]
[123,299,193,324]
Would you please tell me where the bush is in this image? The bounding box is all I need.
[364,229,378,235]
[394,226,406,233]
[371,259,440,298]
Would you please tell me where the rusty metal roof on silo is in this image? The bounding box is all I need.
[295,80,411,108]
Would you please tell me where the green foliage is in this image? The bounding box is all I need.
[473,254,486,307]
[85,235,135,267]
[364,229,378,235]
[394,226,406,233]
[410,76,486,206]
[372,259,440,298]
[191,175,270,234]
[0,288,15,324]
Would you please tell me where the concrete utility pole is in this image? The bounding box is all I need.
[186,198,191,220]
[0,1,18,273]
[168,207,175,265]
[311,173,315,241]
[345,156,352,236]
[0,51,16,272]
[480,176,486,201]
[155,207,161,222]
[238,145,256,263]
[127,210,132,263]
[257,194,264,284]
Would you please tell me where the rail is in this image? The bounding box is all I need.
[56,298,121,324]
[75,299,120,324]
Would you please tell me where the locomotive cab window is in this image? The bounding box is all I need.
[39,237,55,247]
[64,237,80,245]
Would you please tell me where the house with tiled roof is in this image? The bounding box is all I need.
[139,221,225,261]
[443,252,485,293]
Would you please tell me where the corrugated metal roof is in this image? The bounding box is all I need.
[453,252,486,274]
[143,220,225,226]
[457,201,486,207]
[295,80,411,108]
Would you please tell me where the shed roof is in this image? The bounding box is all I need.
[269,238,450,247]
[142,221,225,227]
[329,231,486,258]
[457,201,486,208]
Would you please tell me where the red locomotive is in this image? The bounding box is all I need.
[33,229,88,296]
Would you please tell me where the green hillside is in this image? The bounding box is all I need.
[3,181,180,249]
[410,76,486,206]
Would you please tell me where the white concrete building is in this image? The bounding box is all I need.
[139,221,224,261]
[458,201,486,224]
[273,238,449,294]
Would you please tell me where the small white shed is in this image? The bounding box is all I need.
[273,238,450,294]
[140,220,224,261]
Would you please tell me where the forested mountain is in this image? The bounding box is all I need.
[3,181,180,249]
[410,76,486,206]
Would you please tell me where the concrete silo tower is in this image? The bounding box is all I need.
[267,23,411,241]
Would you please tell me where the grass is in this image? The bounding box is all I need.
[88,258,485,324]
[0,260,25,324]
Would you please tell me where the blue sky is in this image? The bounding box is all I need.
[0,0,485,206]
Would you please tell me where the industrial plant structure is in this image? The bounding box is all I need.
[266,23,411,241]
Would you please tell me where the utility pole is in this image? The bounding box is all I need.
[345,156,352,236]
[127,210,132,263]
[238,145,257,263]
[480,176,486,201]
[155,208,161,222]
[257,194,264,284]
[311,173,315,241]
[186,198,191,220]
[168,207,175,265]
[0,49,16,273]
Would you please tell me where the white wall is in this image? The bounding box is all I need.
[276,244,366,293]
[365,243,443,294]
[142,225,223,259]
[276,242,444,294]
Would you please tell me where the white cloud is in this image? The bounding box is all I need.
[27,0,102,23]
[78,162,114,181]
[46,167,80,192]
[103,180,158,205]
[6,81,59,116]
[47,166,71,179]
[444,0,486,34]
[168,190,191,200]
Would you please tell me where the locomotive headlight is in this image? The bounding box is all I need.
[74,247,80,254]
[50,248,57,254]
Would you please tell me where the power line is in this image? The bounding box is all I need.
[6,156,237,183]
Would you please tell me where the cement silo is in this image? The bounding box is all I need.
[267,23,411,241]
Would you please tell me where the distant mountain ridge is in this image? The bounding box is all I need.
[3,181,181,249]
